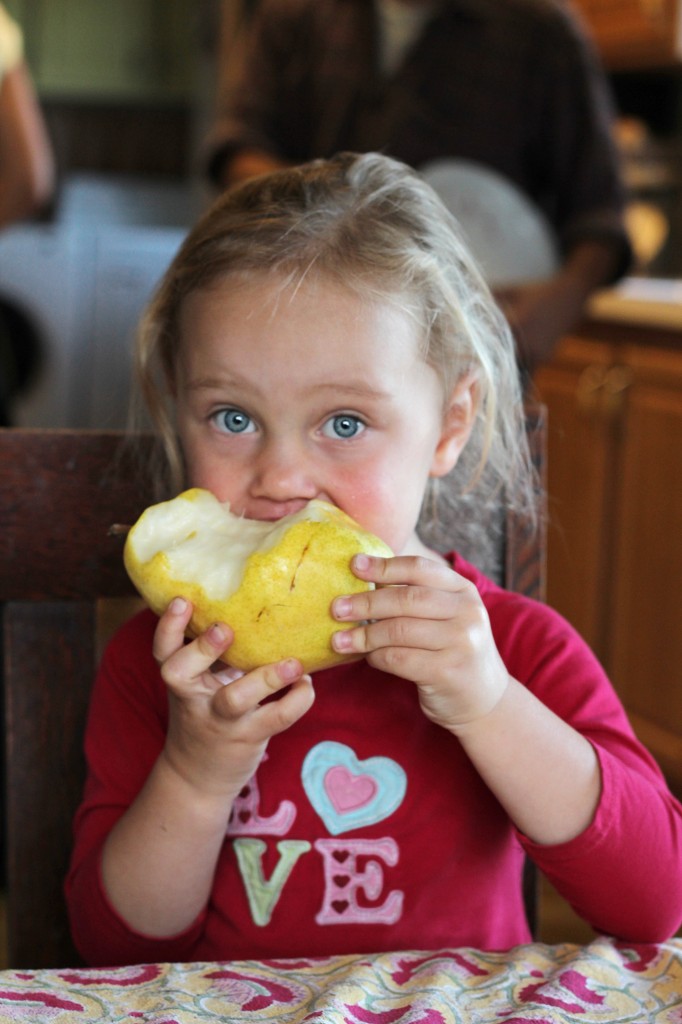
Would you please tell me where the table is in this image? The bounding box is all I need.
[0,937,680,1022]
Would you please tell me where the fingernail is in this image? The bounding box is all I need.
[333,596,353,619]
[208,623,228,645]
[353,554,370,572]
[279,658,302,681]
[332,629,353,652]
[170,597,188,614]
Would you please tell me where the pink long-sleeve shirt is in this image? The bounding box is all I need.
[66,554,682,966]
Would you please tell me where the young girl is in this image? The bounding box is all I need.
[66,152,682,966]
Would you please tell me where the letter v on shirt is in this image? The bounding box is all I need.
[226,742,407,927]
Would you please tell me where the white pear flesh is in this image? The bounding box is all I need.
[123,488,393,672]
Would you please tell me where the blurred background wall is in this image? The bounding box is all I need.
[5,0,682,428]
[0,0,218,430]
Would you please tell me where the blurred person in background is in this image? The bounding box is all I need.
[204,0,632,374]
[0,1,55,425]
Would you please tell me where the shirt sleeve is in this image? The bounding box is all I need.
[65,610,207,966]
[204,0,311,185]
[492,590,682,941]
[520,744,682,941]
[68,843,206,968]
[526,4,631,276]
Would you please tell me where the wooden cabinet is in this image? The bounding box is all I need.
[534,323,682,793]
[571,0,682,69]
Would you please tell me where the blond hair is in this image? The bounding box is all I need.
[134,151,537,563]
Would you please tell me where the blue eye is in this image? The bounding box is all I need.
[215,408,254,434]
[324,414,364,439]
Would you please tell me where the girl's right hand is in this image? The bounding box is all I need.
[152,596,315,801]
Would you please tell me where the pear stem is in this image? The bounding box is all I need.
[108,523,130,537]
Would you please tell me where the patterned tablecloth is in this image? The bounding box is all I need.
[0,937,680,1023]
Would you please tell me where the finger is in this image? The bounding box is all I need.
[332,614,455,659]
[333,581,462,626]
[243,674,315,739]
[334,555,475,625]
[332,587,489,660]
[212,657,307,721]
[349,553,466,590]
[152,596,194,664]
[160,620,234,695]
[332,618,440,682]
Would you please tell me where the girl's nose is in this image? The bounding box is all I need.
[250,435,318,505]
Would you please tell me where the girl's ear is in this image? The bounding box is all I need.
[430,371,478,479]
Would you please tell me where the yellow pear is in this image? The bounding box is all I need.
[123,488,393,673]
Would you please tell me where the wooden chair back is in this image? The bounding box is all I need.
[0,416,545,968]
[0,430,156,968]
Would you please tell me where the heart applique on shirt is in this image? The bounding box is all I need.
[302,741,407,835]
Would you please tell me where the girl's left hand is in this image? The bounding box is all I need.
[331,554,510,732]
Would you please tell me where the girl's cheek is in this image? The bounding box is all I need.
[337,474,384,521]
[184,455,235,503]
[340,482,404,549]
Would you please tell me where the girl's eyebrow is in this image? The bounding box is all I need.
[314,381,393,400]
[183,374,245,392]
[185,376,393,402]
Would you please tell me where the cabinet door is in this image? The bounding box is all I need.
[608,344,682,792]
[571,0,682,69]
[534,338,618,657]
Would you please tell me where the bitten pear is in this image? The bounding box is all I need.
[123,488,393,673]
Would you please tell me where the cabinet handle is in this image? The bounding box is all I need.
[602,365,634,420]
[576,365,607,416]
